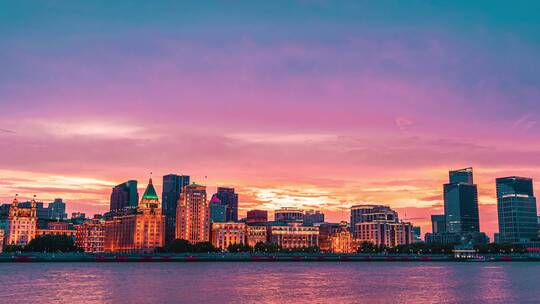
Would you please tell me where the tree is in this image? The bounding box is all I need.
[167,239,191,253]
[358,241,381,253]
[26,234,78,253]
[3,245,25,253]
[191,242,218,253]
[253,242,280,253]
[227,243,252,253]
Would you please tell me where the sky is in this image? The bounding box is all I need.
[2,1,540,239]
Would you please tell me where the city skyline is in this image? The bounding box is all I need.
[3,2,540,240]
[1,168,535,239]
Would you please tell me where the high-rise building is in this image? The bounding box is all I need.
[209,195,227,223]
[211,222,246,250]
[444,168,480,234]
[162,174,190,244]
[350,205,398,234]
[110,180,139,211]
[496,176,538,243]
[431,215,446,234]
[274,207,304,223]
[48,198,67,220]
[246,210,268,224]
[214,187,238,222]
[104,178,165,253]
[7,196,37,246]
[176,183,210,244]
[303,210,325,226]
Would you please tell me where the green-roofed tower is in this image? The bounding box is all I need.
[140,178,160,210]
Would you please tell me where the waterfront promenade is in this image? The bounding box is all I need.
[0,252,538,262]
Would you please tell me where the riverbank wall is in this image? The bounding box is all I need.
[0,253,539,262]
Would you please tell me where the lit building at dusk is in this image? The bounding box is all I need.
[246,225,268,247]
[213,187,239,222]
[104,178,165,253]
[268,223,319,249]
[350,205,398,235]
[7,196,37,246]
[353,205,413,247]
[162,174,190,244]
[444,167,480,234]
[246,210,268,224]
[318,222,357,253]
[211,222,246,250]
[496,176,538,244]
[76,217,105,253]
[274,207,304,223]
[176,183,210,244]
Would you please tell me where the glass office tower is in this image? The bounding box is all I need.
[496,176,538,243]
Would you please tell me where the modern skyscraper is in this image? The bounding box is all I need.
[176,183,210,243]
[444,168,480,234]
[48,198,67,220]
[496,176,538,243]
[110,180,138,211]
[209,195,227,223]
[431,214,446,234]
[162,174,190,244]
[214,187,238,222]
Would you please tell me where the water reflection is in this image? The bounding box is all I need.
[0,262,539,304]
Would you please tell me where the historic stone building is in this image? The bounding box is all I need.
[104,178,165,253]
[7,196,38,246]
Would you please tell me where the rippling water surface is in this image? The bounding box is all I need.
[1,262,539,303]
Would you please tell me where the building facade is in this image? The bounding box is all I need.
[211,222,246,250]
[431,214,446,234]
[214,187,238,222]
[319,222,357,253]
[355,221,414,248]
[444,168,480,234]
[48,198,67,220]
[104,179,165,253]
[350,205,398,234]
[162,174,190,244]
[246,210,268,224]
[76,218,105,253]
[7,196,37,246]
[110,180,139,211]
[246,225,268,247]
[268,223,319,249]
[303,210,325,226]
[176,183,210,243]
[496,176,538,243]
[209,195,227,223]
[274,207,304,223]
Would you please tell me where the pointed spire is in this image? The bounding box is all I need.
[12,194,18,206]
[141,176,158,200]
